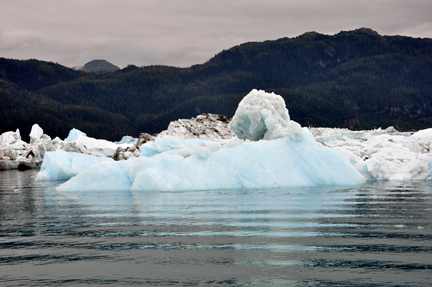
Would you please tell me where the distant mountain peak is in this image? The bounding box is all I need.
[351,27,380,36]
[81,59,120,72]
[298,31,321,38]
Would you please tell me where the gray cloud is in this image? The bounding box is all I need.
[1,0,431,68]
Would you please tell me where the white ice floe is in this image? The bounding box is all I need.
[309,127,432,181]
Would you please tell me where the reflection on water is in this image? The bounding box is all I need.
[0,169,431,286]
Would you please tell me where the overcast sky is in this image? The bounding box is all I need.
[1,0,431,68]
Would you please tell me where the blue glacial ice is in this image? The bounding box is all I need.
[35,150,113,181]
[55,129,364,192]
[64,128,87,142]
[38,89,371,192]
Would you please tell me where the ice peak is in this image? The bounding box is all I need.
[229,89,303,141]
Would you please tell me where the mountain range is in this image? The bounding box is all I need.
[1,28,431,142]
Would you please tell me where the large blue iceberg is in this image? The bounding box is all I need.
[38,89,365,192]
[53,129,364,192]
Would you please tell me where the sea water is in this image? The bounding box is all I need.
[1,169,431,286]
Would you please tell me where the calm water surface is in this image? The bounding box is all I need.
[0,169,431,286]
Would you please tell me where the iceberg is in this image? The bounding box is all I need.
[56,129,364,192]
[310,127,432,181]
[0,125,135,170]
[0,127,57,170]
[0,129,21,148]
[54,90,365,192]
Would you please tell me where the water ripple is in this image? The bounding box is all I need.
[0,170,431,286]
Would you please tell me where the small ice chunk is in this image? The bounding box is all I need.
[29,124,43,144]
[178,149,192,158]
[115,136,137,145]
[64,128,87,142]
[75,135,120,157]
[0,130,21,148]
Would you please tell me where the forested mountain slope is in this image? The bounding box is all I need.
[1,28,431,141]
